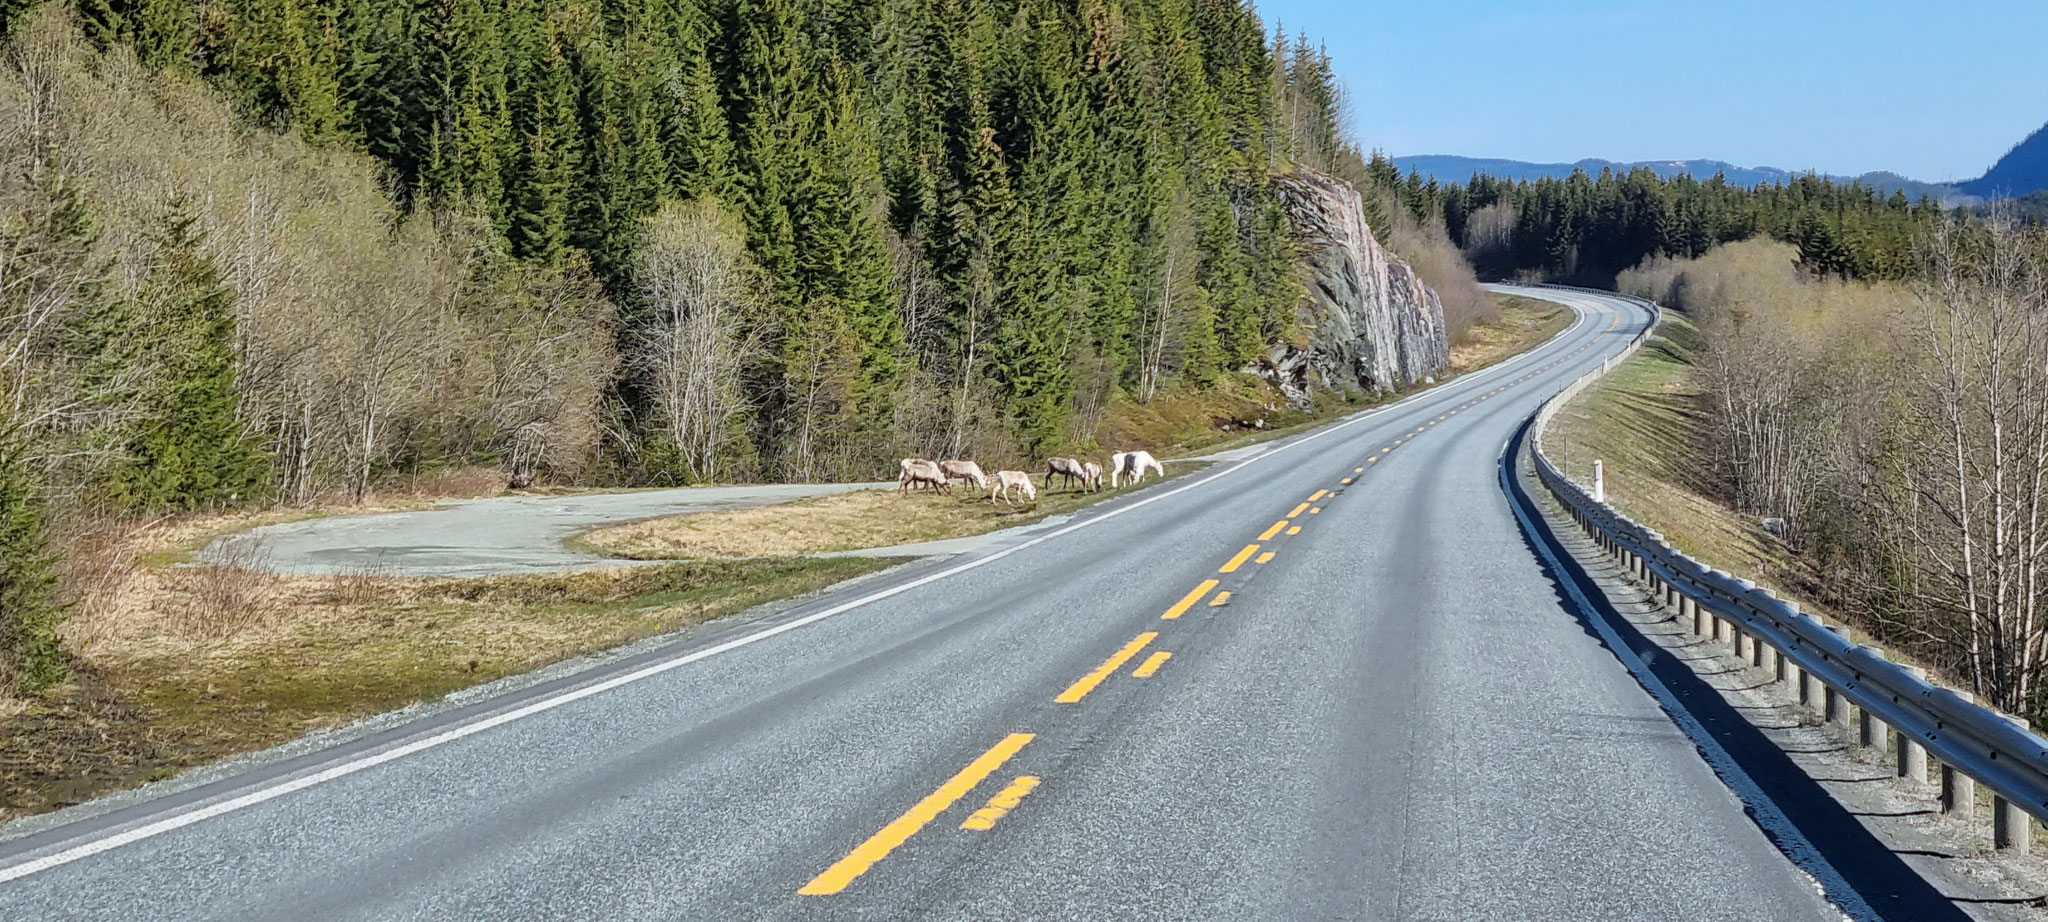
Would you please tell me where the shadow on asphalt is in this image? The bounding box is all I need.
[1500,419,1971,922]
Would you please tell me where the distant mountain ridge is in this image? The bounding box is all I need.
[1392,154,1965,201]
[1958,121,2048,198]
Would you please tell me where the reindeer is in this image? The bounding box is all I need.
[938,459,989,491]
[1045,456,1091,492]
[990,470,1037,506]
[898,458,949,493]
[1080,460,1104,493]
[1110,450,1163,488]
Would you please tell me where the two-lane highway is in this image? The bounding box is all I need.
[0,288,1852,920]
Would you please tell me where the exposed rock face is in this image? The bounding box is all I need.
[1256,170,1449,405]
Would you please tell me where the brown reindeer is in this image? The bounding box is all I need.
[938,459,989,491]
[898,458,949,493]
[1044,456,1091,492]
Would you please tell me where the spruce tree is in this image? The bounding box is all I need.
[0,447,63,693]
[97,203,270,513]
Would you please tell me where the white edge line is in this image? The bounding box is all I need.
[0,296,1600,885]
[1499,298,1867,922]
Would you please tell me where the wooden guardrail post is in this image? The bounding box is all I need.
[1898,666,1929,785]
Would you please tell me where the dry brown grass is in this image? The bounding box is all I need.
[1449,294,1572,375]
[3,553,886,820]
[584,474,1181,560]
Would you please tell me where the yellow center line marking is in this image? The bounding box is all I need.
[1381,446,1391,452]
[1161,579,1218,619]
[1132,651,1172,678]
[1340,477,1352,485]
[1415,427,1424,433]
[1218,543,1261,573]
[1354,467,1364,473]
[1257,520,1289,541]
[1056,632,1157,703]
[1209,590,1232,606]
[961,775,1041,830]
[1393,439,1402,446]
[1286,502,1310,517]
[1286,526,1300,535]
[1255,551,1275,564]
[800,732,1034,894]
[1309,507,1321,515]
[1367,456,1377,462]
[1308,489,1327,502]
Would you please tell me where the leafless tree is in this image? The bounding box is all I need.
[1887,209,2048,712]
[630,199,765,483]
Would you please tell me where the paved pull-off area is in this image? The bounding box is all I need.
[1,289,1873,920]
[207,482,890,576]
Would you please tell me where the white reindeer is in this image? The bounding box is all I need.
[990,470,1037,506]
[1080,460,1104,493]
[1110,450,1163,488]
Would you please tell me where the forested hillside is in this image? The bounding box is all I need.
[1409,163,1946,286]
[68,0,1352,480]
[0,2,1491,691]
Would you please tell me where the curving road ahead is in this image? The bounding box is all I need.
[0,289,1866,920]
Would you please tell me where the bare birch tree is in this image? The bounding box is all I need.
[630,199,765,483]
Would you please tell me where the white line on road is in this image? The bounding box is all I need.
[1498,300,1867,922]
[0,294,1614,885]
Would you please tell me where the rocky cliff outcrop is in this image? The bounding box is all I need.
[1257,170,1450,404]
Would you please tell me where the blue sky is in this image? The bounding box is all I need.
[1255,0,2047,182]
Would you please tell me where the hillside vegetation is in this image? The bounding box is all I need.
[1567,226,2048,727]
[0,2,1518,698]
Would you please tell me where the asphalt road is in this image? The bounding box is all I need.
[0,288,1861,920]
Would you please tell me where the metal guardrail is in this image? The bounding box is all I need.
[1522,284,2048,839]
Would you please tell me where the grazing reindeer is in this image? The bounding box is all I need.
[1110,450,1163,488]
[1080,460,1104,493]
[898,458,949,493]
[939,459,989,491]
[1045,456,1090,492]
[990,470,1037,506]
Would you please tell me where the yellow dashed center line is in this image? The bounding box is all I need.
[1309,507,1321,515]
[1286,502,1310,517]
[1255,551,1275,564]
[1286,526,1300,535]
[799,732,1035,894]
[1056,632,1157,703]
[1340,477,1353,485]
[1132,651,1172,678]
[1219,544,1261,573]
[1258,520,1289,541]
[960,775,1041,831]
[1209,591,1232,607]
[1308,489,1328,502]
[1161,579,1218,620]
